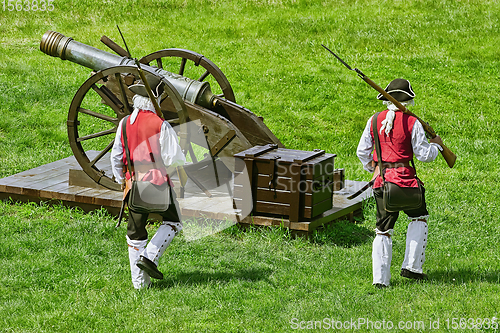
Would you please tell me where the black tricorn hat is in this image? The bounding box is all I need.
[376,78,415,102]
[129,79,165,99]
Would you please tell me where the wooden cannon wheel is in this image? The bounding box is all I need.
[139,48,236,103]
[67,65,188,191]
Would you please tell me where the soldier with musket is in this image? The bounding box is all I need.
[356,79,444,288]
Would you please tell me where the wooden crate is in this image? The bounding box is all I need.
[234,144,337,222]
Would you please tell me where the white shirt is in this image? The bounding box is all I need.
[356,114,442,173]
[110,113,186,184]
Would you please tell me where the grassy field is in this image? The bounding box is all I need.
[1,0,500,332]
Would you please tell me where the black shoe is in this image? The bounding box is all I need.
[401,268,427,280]
[374,283,388,289]
[137,256,164,280]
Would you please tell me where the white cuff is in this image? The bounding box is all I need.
[430,142,443,152]
[375,228,394,236]
[365,163,375,173]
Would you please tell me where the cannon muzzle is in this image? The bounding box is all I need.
[40,31,216,108]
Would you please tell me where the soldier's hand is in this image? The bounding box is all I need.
[429,135,443,147]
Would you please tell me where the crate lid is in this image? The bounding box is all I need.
[234,144,336,164]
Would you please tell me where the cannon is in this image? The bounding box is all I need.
[40,30,283,191]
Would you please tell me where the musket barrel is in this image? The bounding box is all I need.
[40,31,215,108]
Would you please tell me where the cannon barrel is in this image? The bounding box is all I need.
[40,30,215,108]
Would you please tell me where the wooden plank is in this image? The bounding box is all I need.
[289,221,311,231]
[252,188,293,205]
[254,201,291,216]
[92,189,123,208]
[29,172,69,190]
[242,144,278,158]
[0,160,65,181]
[2,184,23,195]
[75,188,115,205]
[182,196,231,219]
[0,157,76,195]
[180,196,224,218]
[238,214,291,229]
[242,186,330,208]
[42,182,95,202]
[39,181,77,200]
[308,202,364,232]
[211,198,239,221]
[292,149,325,164]
[1,166,67,190]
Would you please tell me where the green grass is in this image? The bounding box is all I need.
[1,0,500,331]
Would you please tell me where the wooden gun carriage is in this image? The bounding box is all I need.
[40,30,283,192]
[30,31,359,230]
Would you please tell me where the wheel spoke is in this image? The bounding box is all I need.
[179,58,187,76]
[187,143,198,163]
[78,107,119,124]
[115,73,132,114]
[167,118,181,128]
[77,128,117,142]
[89,140,114,167]
[91,84,123,115]
[156,58,163,70]
[198,70,210,82]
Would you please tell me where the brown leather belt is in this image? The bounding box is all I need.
[382,161,411,169]
[123,163,158,173]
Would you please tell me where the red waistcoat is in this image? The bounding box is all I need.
[121,110,169,185]
[370,110,418,188]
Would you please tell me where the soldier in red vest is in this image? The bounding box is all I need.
[356,79,444,288]
[111,90,186,289]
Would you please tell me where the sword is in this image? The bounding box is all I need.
[115,198,126,228]
[346,179,375,200]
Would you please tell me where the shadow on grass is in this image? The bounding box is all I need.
[385,269,500,288]
[310,219,374,248]
[152,267,275,289]
[427,268,500,284]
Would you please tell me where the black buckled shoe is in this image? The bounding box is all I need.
[137,256,164,280]
[401,268,427,280]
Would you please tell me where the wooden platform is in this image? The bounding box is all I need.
[0,152,124,214]
[0,152,372,235]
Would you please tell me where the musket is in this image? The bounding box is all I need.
[117,26,163,120]
[321,44,457,169]
[115,26,165,227]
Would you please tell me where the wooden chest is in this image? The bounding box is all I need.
[233,144,340,222]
